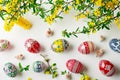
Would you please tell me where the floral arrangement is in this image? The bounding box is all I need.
[0,0,120,36]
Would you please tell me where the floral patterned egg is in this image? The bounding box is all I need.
[78,41,95,54]
[66,59,84,73]
[3,62,17,77]
[25,38,41,53]
[33,61,46,72]
[99,60,116,77]
[51,39,69,53]
[109,38,120,53]
[0,39,10,51]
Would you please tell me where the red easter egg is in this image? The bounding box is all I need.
[99,60,116,77]
[25,39,41,53]
[66,59,84,73]
[78,41,95,54]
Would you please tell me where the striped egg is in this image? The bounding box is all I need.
[51,39,69,53]
[99,60,116,77]
[3,63,17,77]
[25,38,41,53]
[78,41,95,54]
[0,39,10,51]
[66,59,84,73]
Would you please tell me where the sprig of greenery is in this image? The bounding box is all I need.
[18,63,30,72]
[40,54,58,78]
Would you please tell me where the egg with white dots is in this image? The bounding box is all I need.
[51,39,69,53]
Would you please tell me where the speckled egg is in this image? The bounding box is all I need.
[99,60,116,77]
[3,63,17,77]
[0,39,10,51]
[25,38,41,53]
[51,39,69,53]
[78,41,95,54]
[66,59,84,73]
[109,38,120,53]
[33,61,46,72]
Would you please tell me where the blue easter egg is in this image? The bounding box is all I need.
[33,61,45,72]
[109,39,120,53]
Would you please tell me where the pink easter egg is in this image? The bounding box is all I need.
[66,59,84,73]
[25,38,41,53]
[99,60,116,77]
[78,41,95,54]
[0,39,10,51]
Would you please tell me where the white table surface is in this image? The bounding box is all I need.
[0,12,120,80]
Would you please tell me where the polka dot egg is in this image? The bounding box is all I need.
[3,62,17,77]
[33,61,46,72]
[51,39,69,53]
[78,41,95,54]
[25,38,41,54]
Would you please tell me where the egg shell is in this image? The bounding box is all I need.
[66,59,84,73]
[3,63,17,77]
[109,38,120,53]
[25,38,41,53]
[33,61,46,72]
[51,39,69,53]
[99,60,116,77]
[78,41,95,54]
[0,39,10,51]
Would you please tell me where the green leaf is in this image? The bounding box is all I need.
[19,63,23,69]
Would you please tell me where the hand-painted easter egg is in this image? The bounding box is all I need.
[99,60,115,77]
[33,61,46,72]
[0,39,10,51]
[109,39,120,53]
[51,39,69,53]
[25,38,41,53]
[3,63,17,77]
[66,59,84,73]
[78,41,95,54]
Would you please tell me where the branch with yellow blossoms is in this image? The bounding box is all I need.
[0,0,120,37]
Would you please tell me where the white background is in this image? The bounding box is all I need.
[0,11,120,80]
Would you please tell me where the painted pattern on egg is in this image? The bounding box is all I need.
[0,39,10,51]
[51,39,69,53]
[33,61,46,72]
[99,60,116,77]
[78,41,95,54]
[66,59,84,73]
[25,38,41,53]
[3,63,17,77]
[109,39,120,53]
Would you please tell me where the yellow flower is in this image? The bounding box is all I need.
[105,1,114,10]
[0,0,2,3]
[112,0,119,5]
[45,16,55,25]
[0,5,3,10]
[94,9,101,17]
[95,0,104,6]
[4,20,15,32]
[28,77,32,80]
[16,17,32,30]
[80,74,90,80]
[89,21,95,26]
[45,71,51,74]
[75,14,86,21]
[75,0,80,4]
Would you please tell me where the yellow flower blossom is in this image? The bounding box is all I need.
[94,9,101,17]
[112,0,119,5]
[0,0,2,3]
[45,16,55,25]
[80,74,90,80]
[4,20,15,32]
[0,5,3,11]
[16,17,32,30]
[89,21,95,26]
[28,77,32,80]
[75,0,80,4]
[95,0,104,6]
[105,1,114,10]
[64,6,72,14]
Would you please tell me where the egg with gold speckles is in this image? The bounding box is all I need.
[51,39,69,53]
[3,62,17,77]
